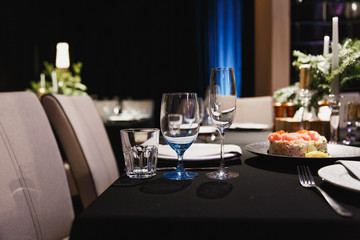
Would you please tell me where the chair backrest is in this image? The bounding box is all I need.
[0,91,74,239]
[41,94,120,208]
[234,96,274,127]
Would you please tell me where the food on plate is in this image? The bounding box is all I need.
[304,151,330,158]
[267,130,329,157]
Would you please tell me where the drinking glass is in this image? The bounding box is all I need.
[160,92,200,180]
[121,128,159,179]
[207,67,239,180]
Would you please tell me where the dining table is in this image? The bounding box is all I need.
[70,129,360,239]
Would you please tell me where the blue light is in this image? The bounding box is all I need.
[208,0,242,97]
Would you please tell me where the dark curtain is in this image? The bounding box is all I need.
[196,0,254,98]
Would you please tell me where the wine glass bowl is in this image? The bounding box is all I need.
[207,67,239,180]
[160,92,200,180]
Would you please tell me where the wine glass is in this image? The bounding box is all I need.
[206,67,239,180]
[160,92,200,180]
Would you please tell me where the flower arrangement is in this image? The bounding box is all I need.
[28,61,87,96]
[274,38,360,111]
[273,82,301,106]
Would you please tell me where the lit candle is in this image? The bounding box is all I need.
[40,73,45,89]
[331,17,339,95]
[323,35,329,55]
[51,71,58,93]
[55,42,70,69]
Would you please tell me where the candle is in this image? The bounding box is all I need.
[55,42,70,69]
[331,17,339,95]
[51,71,58,93]
[40,73,45,89]
[323,35,329,55]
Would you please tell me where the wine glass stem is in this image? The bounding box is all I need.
[176,152,185,172]
[219,130,225,172]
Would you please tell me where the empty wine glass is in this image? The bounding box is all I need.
[160,92,200,180]
[207,67,239,180]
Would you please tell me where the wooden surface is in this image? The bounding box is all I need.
[275,117,330,140]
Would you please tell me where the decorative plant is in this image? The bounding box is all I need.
[328,38,360,90]
[291,38,360,110]
[272,82,301,106]
[28,61,87,96]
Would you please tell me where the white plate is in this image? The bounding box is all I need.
[158,143,242,161]
[244,142,360,160]
[318,164,360,192]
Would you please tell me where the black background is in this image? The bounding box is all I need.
[0,1,254,100]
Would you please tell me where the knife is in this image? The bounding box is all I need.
[336,160,360,181]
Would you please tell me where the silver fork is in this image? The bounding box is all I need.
[297,165,352,217]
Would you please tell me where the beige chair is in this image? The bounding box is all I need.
[0,91,74,239]
[234,96,274,127]
[41,94,120,209]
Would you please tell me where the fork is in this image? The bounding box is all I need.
[297,165,353,217]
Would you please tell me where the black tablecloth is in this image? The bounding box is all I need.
[70,130,360,239]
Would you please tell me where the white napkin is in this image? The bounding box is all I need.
[293,107,318,121]
[336,160,360,180]
[158,143,242,161]
[318,106,331,121]
[199,126,217,134]
[230,122,271,130]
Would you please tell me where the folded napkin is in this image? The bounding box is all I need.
[336,160,360,180]
[108,114,134,121]
[230,122,271,130]
[199,126,217,134]
[158,143,242,161]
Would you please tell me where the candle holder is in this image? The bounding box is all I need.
[273,102,285,117]
[297,64,315,130]
[299,88,312,130]
[328,94,342,144]
[343,101,360,146]
[285,100,296,118]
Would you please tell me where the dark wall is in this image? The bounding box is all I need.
[0,2,201,100]
[0,1,255,122]
[291,0,360,84]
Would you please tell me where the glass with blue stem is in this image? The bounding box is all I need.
[160,92,200,180]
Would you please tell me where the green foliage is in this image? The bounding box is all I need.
[27,61,87,96]
[273,82,301,106]
[290,38,360,110]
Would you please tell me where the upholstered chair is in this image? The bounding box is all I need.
[41,94,120,208]
[234,96,274,127]
[0,91,74,239]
